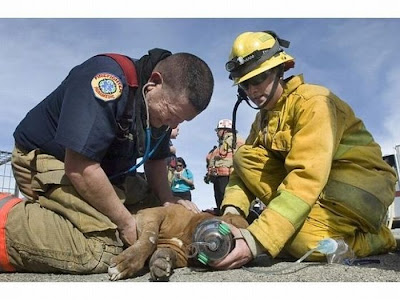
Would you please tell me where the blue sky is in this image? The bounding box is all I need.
[1,16,400,210]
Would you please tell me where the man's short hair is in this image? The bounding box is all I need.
[154,53,214,112]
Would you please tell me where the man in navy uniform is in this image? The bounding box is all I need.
[1,49,213,274]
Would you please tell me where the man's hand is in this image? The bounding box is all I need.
[163,196,200,213]
[65,149,138,247]
[176,198,201,213]
[117,216,138,246]
[209,223,252,270]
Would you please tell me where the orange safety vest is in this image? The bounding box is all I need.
[206,133,243,177]
[0,193,22,272]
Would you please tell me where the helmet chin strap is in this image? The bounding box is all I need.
[231,64,284,149]
[256,64,284,110]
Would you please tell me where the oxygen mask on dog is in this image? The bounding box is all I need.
[188,219,234,265]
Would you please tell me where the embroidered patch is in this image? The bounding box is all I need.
[91,73,123,101]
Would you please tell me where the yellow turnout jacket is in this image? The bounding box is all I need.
[222,74,397,256]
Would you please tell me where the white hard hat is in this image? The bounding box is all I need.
[216,119,233,130]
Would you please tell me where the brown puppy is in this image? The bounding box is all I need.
[108,204,248,281]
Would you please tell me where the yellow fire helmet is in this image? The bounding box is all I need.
[226,31,295,85]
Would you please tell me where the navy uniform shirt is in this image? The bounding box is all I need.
[14,55,170,179]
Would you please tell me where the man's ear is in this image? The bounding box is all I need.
[148,72,163,86]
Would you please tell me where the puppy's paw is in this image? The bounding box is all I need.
[149,248,177,281]
[108,243,147,281]
[108,264,123,281]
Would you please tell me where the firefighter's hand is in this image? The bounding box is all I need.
[209,224,252,270]
[163,197,201,213]
[204,174,210,184]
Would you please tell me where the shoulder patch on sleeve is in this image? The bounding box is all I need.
[91,72,123,101]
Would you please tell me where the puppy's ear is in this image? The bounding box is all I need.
[220,213,249,228]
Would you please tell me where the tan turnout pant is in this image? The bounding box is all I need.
[4,145,160,273]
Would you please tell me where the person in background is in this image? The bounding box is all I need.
[171,157,194,201]
[167,126,179,186]
[212,30,397,270]
[205,119,244,215]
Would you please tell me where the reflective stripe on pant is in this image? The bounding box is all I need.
[0,193,22,272]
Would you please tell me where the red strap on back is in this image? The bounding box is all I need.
[103,53,139,88]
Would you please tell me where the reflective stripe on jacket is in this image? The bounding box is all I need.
[223,74,397,256]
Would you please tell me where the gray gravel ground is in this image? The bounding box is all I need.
[0,252,399,282]
[1,230,399,284]
[1,242,399,300]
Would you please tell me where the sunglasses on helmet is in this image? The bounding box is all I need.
[238,70,271,90]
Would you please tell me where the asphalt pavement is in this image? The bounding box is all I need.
[1,246,399,283]
[1,230,399,285]
[1,242,399,300]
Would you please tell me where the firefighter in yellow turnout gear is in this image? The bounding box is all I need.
[205,119,244,214]
[211,30,397,270]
